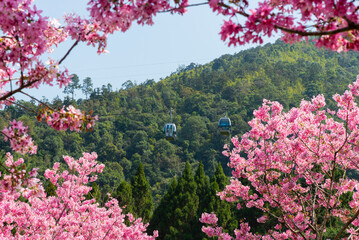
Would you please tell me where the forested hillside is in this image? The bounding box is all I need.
[1,39,359,206]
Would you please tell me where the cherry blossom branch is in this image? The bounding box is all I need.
[311,185,318,234]
[102,217,118,240]
[218,0,359,38]
[271,197,308,239]
[262,160,309,238]
[292,190,316,232]
[59,40,80,65]
[0,161,11,174]
[275,24,359,37]
[0,78,42,101]
[334,209,359,239]
[0,39,77,102]
[52,203,69,239]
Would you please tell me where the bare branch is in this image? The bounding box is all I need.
[59,40,79,65]
[20,91,54,110]
[159,2,209,13]
[5,99,37,114]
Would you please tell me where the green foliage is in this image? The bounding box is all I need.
[113,179,134,214]
[44,181,57,197]
[168,162,199,239]
[149,178,178,237]
[150,162,200,240]
[131,163,153,222]
[193,162,210,239]
[86,182,102,203]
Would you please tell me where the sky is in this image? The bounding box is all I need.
[26,0,277,100]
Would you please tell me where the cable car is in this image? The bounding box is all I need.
[164,108,176,141]
[164,123,176,141]
[218,114,231,135]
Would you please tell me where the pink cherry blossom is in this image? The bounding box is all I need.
[37,105,98,132]
[0,152,158,239]
[2,120,37,155]
[201,77,359,239]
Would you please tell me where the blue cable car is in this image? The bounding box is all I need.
[164,108,176,141]
[218,114,231,135]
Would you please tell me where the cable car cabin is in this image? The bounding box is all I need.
[218,117,231,135]
[164,123,176,141]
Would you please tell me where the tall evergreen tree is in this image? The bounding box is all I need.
[63,74,81,100]
[82,77,93,99]
[148,178,178,238]
[195,162,210,211]
[167,161,199,240]
[211,163,228,190]
[113,179,134,214]
[131,163,153,222]
[193,162,210,239]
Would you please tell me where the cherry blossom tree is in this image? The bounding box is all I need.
[0,152,158,239]
[200,77,359,239]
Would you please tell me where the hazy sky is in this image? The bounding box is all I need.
[25,0,277,100]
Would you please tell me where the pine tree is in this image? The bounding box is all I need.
[113,179,134,214]
[82,77,93,99]
[193,162,210,239]
[212,163,228,190]
[167,161,199,240]
[148,178,178,237]
[195,162,210,211]
[63,74,81,100]
[131,163,153,222]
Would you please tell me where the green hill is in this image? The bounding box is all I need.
[1,39,359,205]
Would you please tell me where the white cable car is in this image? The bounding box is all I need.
[164,123,176,141]
[218,112,231,135]
[163,108,176,141]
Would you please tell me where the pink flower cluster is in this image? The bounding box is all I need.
[201,77,359,239]
[209,0,359,51]
[0,0,69,107]
[0,152,158,239]
[38,105,98,132]
[200,213,231,239]
[200,212,259,240]
[2,120,37,155]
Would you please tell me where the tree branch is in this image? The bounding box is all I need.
[5,99,37,114]
[218,1,359,37]
[20,91,54,111]
[275,24,359,37]
[59,40,79,65]
[159,2,209,13]
[334,208,359,239]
